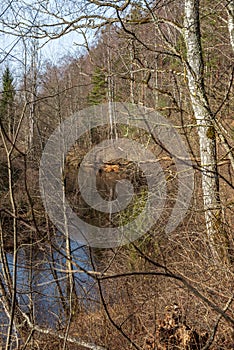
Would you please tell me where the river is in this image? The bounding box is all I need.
[0,235,98,341]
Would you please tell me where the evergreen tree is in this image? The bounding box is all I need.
[88,67,107,106]
[0,67,15,132]
[87,67,107,144]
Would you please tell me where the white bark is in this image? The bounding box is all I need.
[227,0,234,52]
[183,0,227,262]
[28,40,38,150]
[215,0,234,172]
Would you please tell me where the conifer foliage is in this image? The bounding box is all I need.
[0,66,15,133]
[88,67,107,106]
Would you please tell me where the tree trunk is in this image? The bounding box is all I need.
[183,0,229,263]
[227,0,234,52]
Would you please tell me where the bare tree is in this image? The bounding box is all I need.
[0,1,234,349]
[183,0,230,262]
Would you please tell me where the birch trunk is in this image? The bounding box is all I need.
[227,0,234,52]
[183,0,229,263]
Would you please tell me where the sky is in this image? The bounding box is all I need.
[1,29,84,63]
[0,28,89,86]
[0,0,105,82]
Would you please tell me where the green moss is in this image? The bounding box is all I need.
[112,188,148,229]
[206,126,216,139]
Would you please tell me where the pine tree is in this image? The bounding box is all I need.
[0,67,15,133]
[88,67,107,106]
[87,67,107,144]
